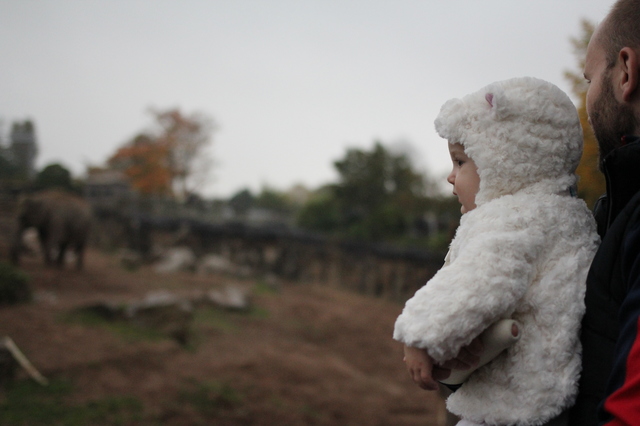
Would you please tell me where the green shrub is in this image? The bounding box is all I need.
[0,262,31,306]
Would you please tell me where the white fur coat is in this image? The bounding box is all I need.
[393,77,600,425]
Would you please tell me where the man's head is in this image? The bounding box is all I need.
[584,0,640,164]
[596,0,640,69]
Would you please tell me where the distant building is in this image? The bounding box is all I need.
[84,168,133,210]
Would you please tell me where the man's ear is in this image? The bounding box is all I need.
[618,47,640,103]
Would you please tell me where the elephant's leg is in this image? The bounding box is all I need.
[10,227,24,265]
[74,242,86,270]
[39,229,53,266]
[56,242,68,267]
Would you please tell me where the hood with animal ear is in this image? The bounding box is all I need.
[434,77,583,206]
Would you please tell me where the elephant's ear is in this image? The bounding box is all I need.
[23,197,39,212]
[16,197,30,216]
[20,197,45,221]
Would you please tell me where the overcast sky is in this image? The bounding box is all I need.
[0,0,612,198]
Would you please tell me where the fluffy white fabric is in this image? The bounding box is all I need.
[457,421,485,426]
[393,77,599,425]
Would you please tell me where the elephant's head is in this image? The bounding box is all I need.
[10,195,48,264]
[16,196,48,229]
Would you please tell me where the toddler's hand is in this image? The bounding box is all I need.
[403,345,440,391]
[439,336,484,371]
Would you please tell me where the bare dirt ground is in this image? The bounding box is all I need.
[0,216,447,425]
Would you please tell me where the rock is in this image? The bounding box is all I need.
[73,292,194,345]
[201,285,251,311]
[33,291,58,305]
[154,247,196,273]
[197,254,234,275]
[196,255,256,279]
[125,291,194,344]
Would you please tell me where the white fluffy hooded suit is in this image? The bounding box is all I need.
[393,77,600,425]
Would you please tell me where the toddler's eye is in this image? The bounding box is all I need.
[457,160,464,167]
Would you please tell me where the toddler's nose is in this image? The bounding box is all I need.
[447,172,455,186]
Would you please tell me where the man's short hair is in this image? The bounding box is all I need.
[601,0,640,68]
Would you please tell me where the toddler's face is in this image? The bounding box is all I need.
[447,143,480,214]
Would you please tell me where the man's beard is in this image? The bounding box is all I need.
[590,72,638,170]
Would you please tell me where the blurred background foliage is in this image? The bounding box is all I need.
[296,142,458,251]
[565,19,605,209]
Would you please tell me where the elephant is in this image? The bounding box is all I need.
[10,190,92,270]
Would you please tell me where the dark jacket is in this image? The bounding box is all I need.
[569,137,640,425]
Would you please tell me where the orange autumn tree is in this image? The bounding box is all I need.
[564,19,606,209]
[108,134,173,195]
[108,108,216,199]
[153,108,215,199]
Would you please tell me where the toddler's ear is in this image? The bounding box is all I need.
[486,86,509,120]
[485,93,494,107]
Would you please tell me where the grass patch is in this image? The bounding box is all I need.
[179,379,243,417]
[60,309,168,344]
[188,305,269,353]
[194,304,269,332]
[192,308,239,333]
[253,280,279,296]
[248,306,269,319]
[0,378,143,425]
[60,308,117,327]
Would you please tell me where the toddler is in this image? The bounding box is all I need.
[393,77,600,426]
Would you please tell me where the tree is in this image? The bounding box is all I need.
[0,153,19,181]
[108,134,173,196]
[0,119,38,182]
[564,20,606,208]
[254,186,294,214]
[335,142,430,239]
[34,163,73,191]
[298,142,435,242]
[228,188,255,216]
[151,108,216,199]
[9,120,38,180]
[296,186,342,232]
[107,108,216,199]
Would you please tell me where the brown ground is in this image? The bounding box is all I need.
[0,220,447,425]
